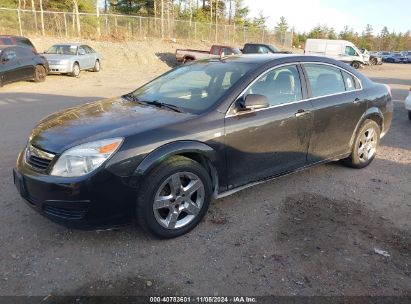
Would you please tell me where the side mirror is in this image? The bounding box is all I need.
[79,49,86,55]
[240,94,269,111]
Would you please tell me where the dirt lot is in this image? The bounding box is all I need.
[0,41,410,297]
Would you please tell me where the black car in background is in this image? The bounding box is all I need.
[14,55,392,238]
[0,45,48,87]
[242,43,292,54]
[0,35,37,53]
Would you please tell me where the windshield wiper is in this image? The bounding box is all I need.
[122,93,143,103]
[144,100,183,113]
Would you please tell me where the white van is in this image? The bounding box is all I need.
[304,39,365,69]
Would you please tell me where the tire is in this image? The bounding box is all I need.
[183,57,193,64]
[343,119,380,169]
[136,155,212,238]
[92,60,100,72]
[371,58,378,65]
[33,65,46,82]
[408,111,411,121]
[70,63,80,77]
[351,61,361,69]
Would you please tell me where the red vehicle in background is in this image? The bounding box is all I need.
[175,44,241,63]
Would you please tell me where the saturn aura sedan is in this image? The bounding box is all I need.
[13,54,393,238]
[43,43,101,77]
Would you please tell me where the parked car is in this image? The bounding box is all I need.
[405,88,411,120]
[378,51,392,61]
[241,43,291,54]
[175,44,241,63]
[385,52,408,63]
[400,51,411,63]
[304,39,365,69]
[13,55,393,237]
[0,45,48,87]
[360,48,382,65]
[43,43,101,77]
[0,35,37,53]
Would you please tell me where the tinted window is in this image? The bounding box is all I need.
[16,47,33,57]
[17,38,34,48]
[341,71,357,91]
[245,65,303,106]
[0,38,13,45]
[304,64,345,97]
[3,49,17,61]
[258,46,271,54]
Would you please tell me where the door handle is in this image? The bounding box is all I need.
[353,98,361,104]
[295,109,310,117]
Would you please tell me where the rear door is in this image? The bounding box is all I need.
[16,47,35,79]
[77,45,90,69]
[302,63,366,163]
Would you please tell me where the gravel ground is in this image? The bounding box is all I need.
[0,56,410,297]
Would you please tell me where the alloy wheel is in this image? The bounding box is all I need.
[153,171,205,229]
[357,128,377,162]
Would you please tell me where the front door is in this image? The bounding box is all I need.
[224,64,313,188]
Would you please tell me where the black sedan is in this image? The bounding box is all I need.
[0,45,48,87]
[14,55,393,238]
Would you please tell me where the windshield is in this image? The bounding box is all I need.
[268,45,280,52]
[129,61,252,114]
[46,45,77,55]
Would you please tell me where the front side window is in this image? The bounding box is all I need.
[3,49,17,61]
[130,61,252,114]
[345,46,357,56]
[258,46,270,54]
[244,65,303,106]
[304,64,346,97]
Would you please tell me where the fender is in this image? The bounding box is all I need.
[349,107,384,148]
[133,140,219,176]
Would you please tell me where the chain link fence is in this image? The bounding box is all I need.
[0,7,293,48]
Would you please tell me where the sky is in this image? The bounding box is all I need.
[243,0,411,34]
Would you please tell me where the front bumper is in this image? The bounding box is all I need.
[48,64,71,74]
[14,150,137,229]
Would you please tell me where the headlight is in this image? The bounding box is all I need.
[50,138,123,177]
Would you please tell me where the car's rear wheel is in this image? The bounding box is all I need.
[70,63,80,77]
[343,119,380,168]
[92,60,100,72]
[408,111,411,120]
[34,65,46,82]
[136,155,212,238]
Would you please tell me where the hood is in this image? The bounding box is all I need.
[43,54,75,61]
[29,97,195,154]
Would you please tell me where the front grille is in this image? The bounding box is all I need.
[25,144,55,172]
[43,205,87,220]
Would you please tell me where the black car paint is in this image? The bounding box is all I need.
[0,45,48,86]
[14,55,393,228]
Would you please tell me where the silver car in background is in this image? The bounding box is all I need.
[43,43,101,77]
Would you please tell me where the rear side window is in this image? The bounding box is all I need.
[211,47,220,55]
[16,47,33,57]
[245,64,303,106]
[304,64,346,97]
[341,70,361,91]
[0,38,14,45]
[17,38,34,48]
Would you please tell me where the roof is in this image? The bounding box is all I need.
[50,43,82,46]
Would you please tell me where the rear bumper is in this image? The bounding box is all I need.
[14,150,137,229]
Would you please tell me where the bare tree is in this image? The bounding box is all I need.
[39,0,45,35]
[161,0,164,38]
[73,0,81,37]
[17,0,23,36]
[30,0,38,33]
[189,0,192,26]
[96,0,101,37]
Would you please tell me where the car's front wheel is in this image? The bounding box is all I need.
[136,155,212,238]
[351,61,361,69]
[343,119,380,168]
[92,60,100,72]
[70,63,80,77]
